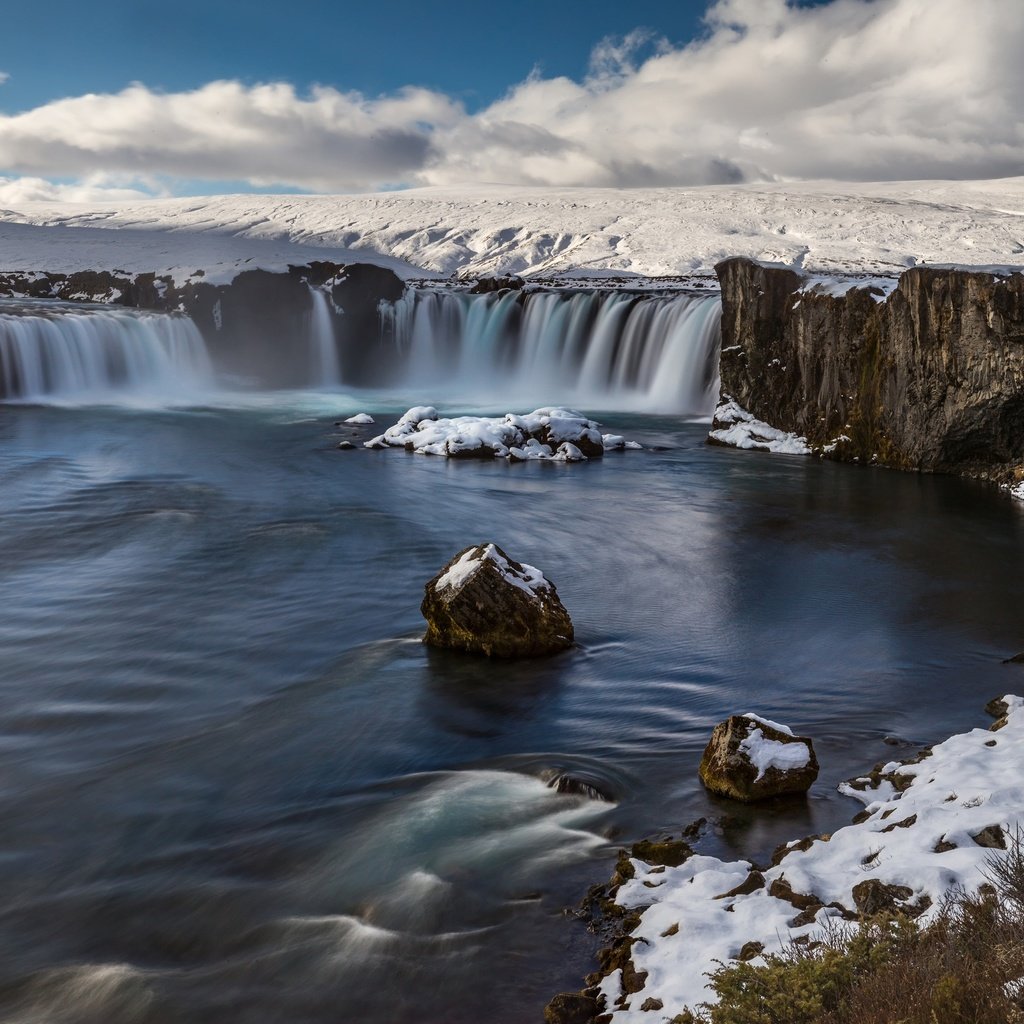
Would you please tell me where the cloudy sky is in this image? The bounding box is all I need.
[0,0,1019,201]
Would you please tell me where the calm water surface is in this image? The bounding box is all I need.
[1,398,1022,1023]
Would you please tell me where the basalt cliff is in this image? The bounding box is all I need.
[715,257,1024,485]
[0,262,405,387]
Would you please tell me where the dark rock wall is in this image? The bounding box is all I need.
[0,261,406,388]
[716,257,1024,483]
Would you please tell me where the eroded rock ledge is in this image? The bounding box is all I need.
[715,257,1024,485]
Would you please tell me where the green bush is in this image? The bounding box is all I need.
[703,920,914,1024]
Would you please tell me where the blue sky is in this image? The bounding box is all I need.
[0,0,1017,199]
[1,1,718,114]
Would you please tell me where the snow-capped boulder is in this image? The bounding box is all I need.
[699,713,819,802]
[421,544,574,658]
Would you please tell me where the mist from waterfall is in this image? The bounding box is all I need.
[378,288,722,414]
[0,301,214,402]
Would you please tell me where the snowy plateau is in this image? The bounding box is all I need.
[2,177,1024,283]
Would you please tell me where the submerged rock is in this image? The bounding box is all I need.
[540,769,615,802]
[543,992,599,1024]
[421,543,574,658]
[699,713,819,802]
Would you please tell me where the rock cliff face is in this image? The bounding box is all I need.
[716,257,1024,484]
[0,261,405,386]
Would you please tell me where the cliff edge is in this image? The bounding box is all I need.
[716,258,1024,484]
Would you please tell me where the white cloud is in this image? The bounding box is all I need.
[0,73,9,86]
[0,0,1022,196]
[0,174,161,205]
[0,80,460,193]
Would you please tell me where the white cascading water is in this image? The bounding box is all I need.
[309,289,341,387]
[0,301,214,402]
[378,288,722,414]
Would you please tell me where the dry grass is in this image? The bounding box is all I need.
[696,831,1024,1024]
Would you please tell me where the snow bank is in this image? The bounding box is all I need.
[365,407,640,461]
[708,399,812,456]
[598,696,1024,1021]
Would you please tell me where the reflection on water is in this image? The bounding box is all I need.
[0,401,1022,1022]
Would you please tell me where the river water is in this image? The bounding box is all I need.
[1,391,1023,1023]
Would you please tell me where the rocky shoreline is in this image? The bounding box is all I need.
[546,696,1024,1023]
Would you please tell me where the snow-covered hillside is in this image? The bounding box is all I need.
[2,178,1024,281]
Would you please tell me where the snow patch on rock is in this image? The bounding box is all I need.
[436,543,551,597]
[738,728,812,781]
[708,398,812,456]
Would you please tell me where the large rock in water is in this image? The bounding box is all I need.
[699,714,819,801]
[421,544,574,658]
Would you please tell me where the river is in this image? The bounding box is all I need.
[1,391,1022,1022]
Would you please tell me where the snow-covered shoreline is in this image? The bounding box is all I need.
[587,696,1024,1021]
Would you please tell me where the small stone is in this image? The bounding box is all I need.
[639,998,664,1012]
[769,877,821,911]
[789,904,824,927]
[336,440,356,450]
[630,837,693,868]
[881,814,917,832]
[737,941,765,962]
[972,824,1007,849]
[544,993,600,1024]
[852,878,914,916]
[699,715,818,802]
[660,923,679,937]
[715,869,765,899]
[770,834,828,866]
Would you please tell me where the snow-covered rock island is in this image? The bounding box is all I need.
[365,407,640,461]
[561,696,1024,1022]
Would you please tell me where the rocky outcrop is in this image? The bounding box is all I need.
[421,544,574,658]
[699,714,819,802]
[0,261,405,387]
[715,257,1024,485]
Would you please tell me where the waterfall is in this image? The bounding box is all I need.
[377,288,721,414]
[309,288,341,387]
[0,300,214,402]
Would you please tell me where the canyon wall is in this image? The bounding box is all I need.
[716,257,1024,483]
